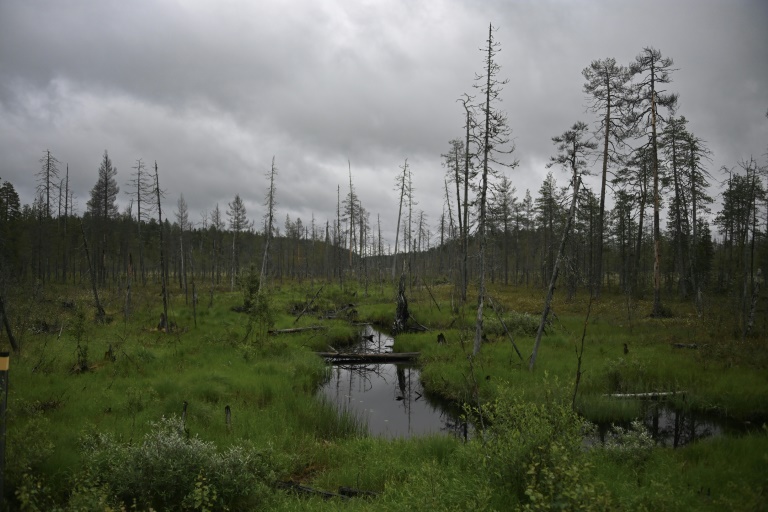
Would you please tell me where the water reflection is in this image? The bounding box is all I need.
[597,402,745,448]
[318,325,468,439]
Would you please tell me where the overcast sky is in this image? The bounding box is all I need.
[1,0,766,247]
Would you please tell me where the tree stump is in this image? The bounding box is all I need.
[393,274,409,335]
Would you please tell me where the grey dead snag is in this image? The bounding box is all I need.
[530,121,595,371]
[391,159,408,281]
[472,24,517,356]
[393,273,409,335]
[153,162,169,333]
[80,221,105,322]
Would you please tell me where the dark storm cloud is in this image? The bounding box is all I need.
[1,0,766,245]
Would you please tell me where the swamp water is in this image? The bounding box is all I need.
[317,325,468,439]
[597,401,750,448]
[318,327,746,446]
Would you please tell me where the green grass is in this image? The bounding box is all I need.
[2,279,767,510]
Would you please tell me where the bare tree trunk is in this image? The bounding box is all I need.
[530,175,581,371]
[154,163,169,333]
[596,101,610,298]
[80,222,105,322]
[392,160,407,280]
[651,91,664,317]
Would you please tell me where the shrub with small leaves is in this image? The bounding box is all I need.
[79,416,281,511]
[473,380,612,508]
[601,419,655,469]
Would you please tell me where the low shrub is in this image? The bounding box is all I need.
[78,416,282,511]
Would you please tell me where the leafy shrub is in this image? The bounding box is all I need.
[474,382,613,509]
[601,419,655,470]
[523,443,613,512]
[79,416,281,511]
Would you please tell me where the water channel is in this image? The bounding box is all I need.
[317,325,467,439]
[318,326,747,446]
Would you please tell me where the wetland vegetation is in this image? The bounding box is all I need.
[1,278,766,511]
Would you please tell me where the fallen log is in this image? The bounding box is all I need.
[604,391,684,399]
[293,285,324,324]
[277,481,347,500]
[671,343,700,349]
[316,352,420,363]
[268,326,327,335]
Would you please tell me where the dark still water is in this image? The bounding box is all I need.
[317,325,467,439]
[598,402,750,448]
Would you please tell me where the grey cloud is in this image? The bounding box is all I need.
[1,0,766,245]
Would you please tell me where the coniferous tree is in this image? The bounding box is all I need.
[627,47,678,317]
[489,174,517,285]
[583,58,630,297]
[87,150,120,286]
[227,194,249,291]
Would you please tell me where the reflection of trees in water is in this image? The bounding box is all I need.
[441,411,470,441]
[595,404,725,449]
[644,404,719,448]
[322,326,469,438]
[331,363,387,395]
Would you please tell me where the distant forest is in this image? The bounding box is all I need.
[1,45,766,338]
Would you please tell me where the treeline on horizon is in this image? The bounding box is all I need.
[0,43,766,337]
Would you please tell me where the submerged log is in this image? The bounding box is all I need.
[315,352,420,363]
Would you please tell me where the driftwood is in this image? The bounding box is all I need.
[605,391,683,399]
[316,352,420,363]
[269,326,326,335]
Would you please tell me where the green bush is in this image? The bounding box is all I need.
[474,382,613,509]
[79,416,281,511]
[601,419,655,470]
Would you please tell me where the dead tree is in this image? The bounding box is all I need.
[530,121,594,371]
[153,162,169,333]
[392,273,409,335]
[80,221,105,322]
